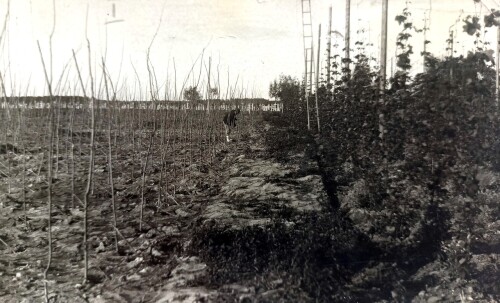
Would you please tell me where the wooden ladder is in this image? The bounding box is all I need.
[301,0,314,130]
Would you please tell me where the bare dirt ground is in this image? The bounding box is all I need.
[0,116,328,302]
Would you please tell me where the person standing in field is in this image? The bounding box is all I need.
[223,108,241,142]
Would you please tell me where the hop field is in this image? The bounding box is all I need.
[1,1,499,302]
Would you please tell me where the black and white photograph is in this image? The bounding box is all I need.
[0,0,498,302]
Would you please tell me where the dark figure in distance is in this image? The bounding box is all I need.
[223,108,241,142]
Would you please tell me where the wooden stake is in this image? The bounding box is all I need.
[315,24,321,133]
[380,0,388,103]
[327,6,332,88]
[496,26,499,103]
[345,0,351,74]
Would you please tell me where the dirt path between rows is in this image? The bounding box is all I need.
[1,121,328,302]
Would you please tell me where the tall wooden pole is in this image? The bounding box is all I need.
[497,26,500,103]
[379,0,388,140]
[345,0,351,74]
[390,57,394,78]
[309,40,314,104]
[449,28,454,82]
[304,51,308,92]
[380,0,388,101]
[423,11,428,73]
[305,51,310,129]
[327,6,332,88]
[380,0,389,188]
[315,24,321,133]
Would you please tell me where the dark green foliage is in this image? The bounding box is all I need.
[319,53,380,176]
[191,213,380,301]
[395,5,414,72]
[463,16,482,36]
[261,48,498,300]
[268,75,301,102]
[183,86,201,101]
[483,9,500,28]
[265,75,310,162]
[192,6,498,301]
[406,53,499,175]
[262,112,313,163]
[209,87,219,98]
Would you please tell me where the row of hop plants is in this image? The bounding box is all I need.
[265,2,499,300]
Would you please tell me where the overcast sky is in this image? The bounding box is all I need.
[0,0,498,99]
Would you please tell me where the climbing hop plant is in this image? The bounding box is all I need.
[394,2,419,72]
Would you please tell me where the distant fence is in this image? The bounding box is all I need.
[0,97,283,112]
[156,101,282,112]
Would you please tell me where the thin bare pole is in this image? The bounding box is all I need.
[207,56,211,111]
[49,0,55,86]
[315,24,321,133]
[37,40,54,303]
[0,0,11,121]
[497,26,500,103]
[226,68,230,100]
[327,6,332,88]
[423,10,428,73]
[173,58,177,100]
[82,39,96,284]
[102,58,118,252]
[217,56,221,100]
[0,72,8,121]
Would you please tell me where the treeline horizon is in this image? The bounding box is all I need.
[2,96,274,104]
